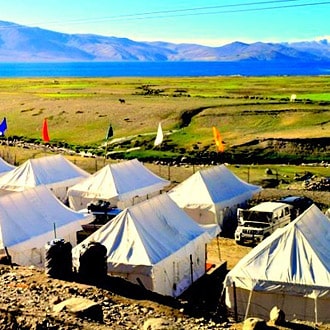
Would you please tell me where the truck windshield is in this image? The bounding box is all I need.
[240,210,272,223]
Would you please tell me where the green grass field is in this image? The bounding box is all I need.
[0,76,329,162]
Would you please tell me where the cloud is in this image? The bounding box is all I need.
[315,35,330,42]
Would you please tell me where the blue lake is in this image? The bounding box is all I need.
[0,61,329,78]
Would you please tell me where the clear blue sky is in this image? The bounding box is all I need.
[1,0,329,46]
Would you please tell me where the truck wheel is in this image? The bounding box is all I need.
[236,237,244,245]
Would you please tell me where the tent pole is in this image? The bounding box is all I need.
[189,254,193,284]
[205,244,207,272]
[314,296,318,325]
[217,235,221,261]
[233,281,238,322]
[244,288,253,321]
[53,223,57,239]
[4,247,13,268]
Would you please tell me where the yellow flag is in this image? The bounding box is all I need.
[212,126,225,152]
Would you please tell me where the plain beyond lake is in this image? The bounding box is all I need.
[0,61,329,78]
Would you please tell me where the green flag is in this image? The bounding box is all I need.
[106,124,113,140]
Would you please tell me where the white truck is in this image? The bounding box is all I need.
[234,201,293,245]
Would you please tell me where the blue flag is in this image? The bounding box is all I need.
[0,117,7,136]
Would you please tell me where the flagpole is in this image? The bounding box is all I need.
[104,123,113,165]
[104,139,108,165]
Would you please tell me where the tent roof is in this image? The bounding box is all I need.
[225,204,330,291]
[169,164,261,206]
[0,185,92,250]
[73,194,212,266]
[0,154,90,191]
[68,159,170,201]
[0,157,15,175]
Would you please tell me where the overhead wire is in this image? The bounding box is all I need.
[102,1,330,22]
[0,0,329,29]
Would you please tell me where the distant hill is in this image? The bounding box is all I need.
[0,20,330,62]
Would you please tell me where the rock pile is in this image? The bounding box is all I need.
[302,176,330,191]
[0,265,229,330]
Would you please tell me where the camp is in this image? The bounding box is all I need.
[72,193,219,297]
[0,154,90,202]
[67,158,170,210]
[223,204,330,323]
[168,164,261,233]
[0,185,93,267]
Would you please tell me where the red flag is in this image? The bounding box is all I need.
[212,126,225,153]
[42,118,50,142]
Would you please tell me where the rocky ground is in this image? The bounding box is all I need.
[0,262,230,330]
[0,188,329,330]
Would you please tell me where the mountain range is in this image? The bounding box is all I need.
[0,20,330,62]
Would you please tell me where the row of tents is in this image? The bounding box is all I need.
[0,154,260,295]
[0,154,261,230]
[0,154,329,322]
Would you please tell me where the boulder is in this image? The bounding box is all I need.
[242,317,267,330]
[265,168,273,175]
[53,297,103,322]
[269,305,285,325]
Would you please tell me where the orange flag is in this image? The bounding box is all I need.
[212,126,225,152]
[42,118,50,142]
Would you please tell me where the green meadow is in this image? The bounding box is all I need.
[0,76,329,162]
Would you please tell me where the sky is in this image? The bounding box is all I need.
[1,0,329,46]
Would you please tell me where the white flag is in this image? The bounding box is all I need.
[154,122,163,146]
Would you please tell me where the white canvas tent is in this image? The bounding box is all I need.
[168,165,261,232]
[0,157,15,176]
[0,185,93,267]
[67,159,170,210]
[72,194,218,297]
[224,204,330,323]
[0,154,90,202]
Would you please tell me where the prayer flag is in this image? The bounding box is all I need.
[42,118,50,142]
[0,117,7,136]
[154,122,163,146]
[212,126,225,153]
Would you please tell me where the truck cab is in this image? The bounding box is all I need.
[235,202,292,245]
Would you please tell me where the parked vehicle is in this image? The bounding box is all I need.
[276,196,313,221]
[77,200,122,243]
[235,201,293,245]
